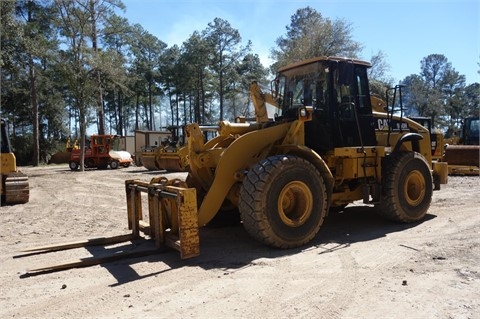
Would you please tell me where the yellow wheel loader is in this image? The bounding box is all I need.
[140,125,217,172]
[140,125,186,171]
[124,57,447,256]
[443,116,479,175]
[1,118,29,205]
[408,116,479,176]
[20,57,448,274]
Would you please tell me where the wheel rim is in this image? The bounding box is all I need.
[277,181,313,227]
[404,170,426,206]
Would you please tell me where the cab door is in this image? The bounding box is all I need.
[332,62,376,147]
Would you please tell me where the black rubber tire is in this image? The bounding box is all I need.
[375,151,433,222]
[433,174,441,191]
[110,160,119,169]
[239,155,328,249]
[69,161,79,171]
[85,158,95,168]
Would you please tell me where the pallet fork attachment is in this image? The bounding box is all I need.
[16,179,199,277]
[125,178,200,259]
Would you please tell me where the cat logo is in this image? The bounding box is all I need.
[376,118,408,131]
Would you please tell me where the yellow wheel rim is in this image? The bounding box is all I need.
[278,181,313,227]
[404,170,426,206]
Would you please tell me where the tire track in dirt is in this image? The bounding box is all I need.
[2,166,479,318]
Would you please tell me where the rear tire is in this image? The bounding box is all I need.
[375,151,432,222]
[69,161,79,171]
[85,158,95,168]
[239,155,328,249]
[110,160,119,169]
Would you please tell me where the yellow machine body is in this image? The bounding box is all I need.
[1,119,29,205]
[123,57,448,258]
[20,58,449,274]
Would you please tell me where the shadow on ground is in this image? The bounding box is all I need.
[29,205,433,286]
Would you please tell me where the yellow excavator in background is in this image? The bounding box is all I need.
[0,118,29,205]
[48,137,79,164]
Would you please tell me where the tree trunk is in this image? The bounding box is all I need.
[219,61,224,121]
[195,75,201,123]
[29,56,39,167]
[95,73,105,135]
[135,91,140,130]
[79,107,87,172]
[117,89,124,136]
[27,2,39,166]
[90,0,105,135]
[148,80,154,130]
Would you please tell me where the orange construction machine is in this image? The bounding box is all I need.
[69,135,133,170]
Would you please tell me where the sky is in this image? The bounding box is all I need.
[120,0,479,85]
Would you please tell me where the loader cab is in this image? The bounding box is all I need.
[461,117,479,145]
[1,119,11,154]
[275,57,377,154]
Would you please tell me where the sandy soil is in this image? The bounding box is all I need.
[1,164,479,319]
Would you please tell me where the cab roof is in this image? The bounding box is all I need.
[278,56,371,73]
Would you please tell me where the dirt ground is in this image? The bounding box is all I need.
[1,164,479,319]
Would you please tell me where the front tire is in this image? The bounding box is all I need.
[69,161,79,171]
[239,155,328,249]
[375,151,433,222]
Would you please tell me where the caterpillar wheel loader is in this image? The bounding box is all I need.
[20,57,448,274]
[1,118,29,205]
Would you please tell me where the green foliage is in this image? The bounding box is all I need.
[2,2,478,167]
[203,17,251,120]
[0,1,23,71]
[401,54,477,133]
[271,7,362,70]
[464,83,480,116]
[10,134,33,166]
